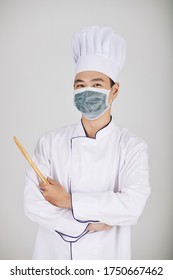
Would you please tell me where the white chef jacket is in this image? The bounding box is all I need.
[24,119,150,260]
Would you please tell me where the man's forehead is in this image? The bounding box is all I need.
[74,71,109,83]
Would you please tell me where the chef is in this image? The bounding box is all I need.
[24,26,150,259]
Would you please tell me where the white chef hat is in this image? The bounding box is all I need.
[72,25,126,82]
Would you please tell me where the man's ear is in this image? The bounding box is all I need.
[111,82,119,100]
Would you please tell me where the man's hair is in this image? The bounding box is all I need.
[110,78,115,88]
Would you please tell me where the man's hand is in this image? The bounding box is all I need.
[39,177,71,209]
[87,223,112,232]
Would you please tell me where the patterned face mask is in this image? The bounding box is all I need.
[73,87,111,120]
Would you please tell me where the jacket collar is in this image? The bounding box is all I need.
[76,116,115,139]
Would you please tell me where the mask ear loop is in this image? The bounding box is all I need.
[106,89,113,107]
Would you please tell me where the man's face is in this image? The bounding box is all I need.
[74,71,112,90]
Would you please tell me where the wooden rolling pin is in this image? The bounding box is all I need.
[13,136,48,184]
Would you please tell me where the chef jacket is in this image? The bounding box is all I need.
[24,119,150,259]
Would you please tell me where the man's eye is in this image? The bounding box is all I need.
[93,84,102,87]
[76,84,84,88]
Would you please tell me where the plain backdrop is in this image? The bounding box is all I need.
[0,0,172,259]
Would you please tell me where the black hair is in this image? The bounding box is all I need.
[110,78,115,88]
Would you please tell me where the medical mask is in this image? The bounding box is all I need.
[73,87,111,120]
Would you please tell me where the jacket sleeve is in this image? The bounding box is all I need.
[24,135,88,241]
[72,139,151,226]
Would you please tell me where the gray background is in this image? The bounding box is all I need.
[0,0,172,259]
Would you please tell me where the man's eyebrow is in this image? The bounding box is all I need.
[91,78,104,82]
[74,78,104,84]
[74,79,85,84]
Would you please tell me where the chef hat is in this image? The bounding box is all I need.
[72,25,126,82]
